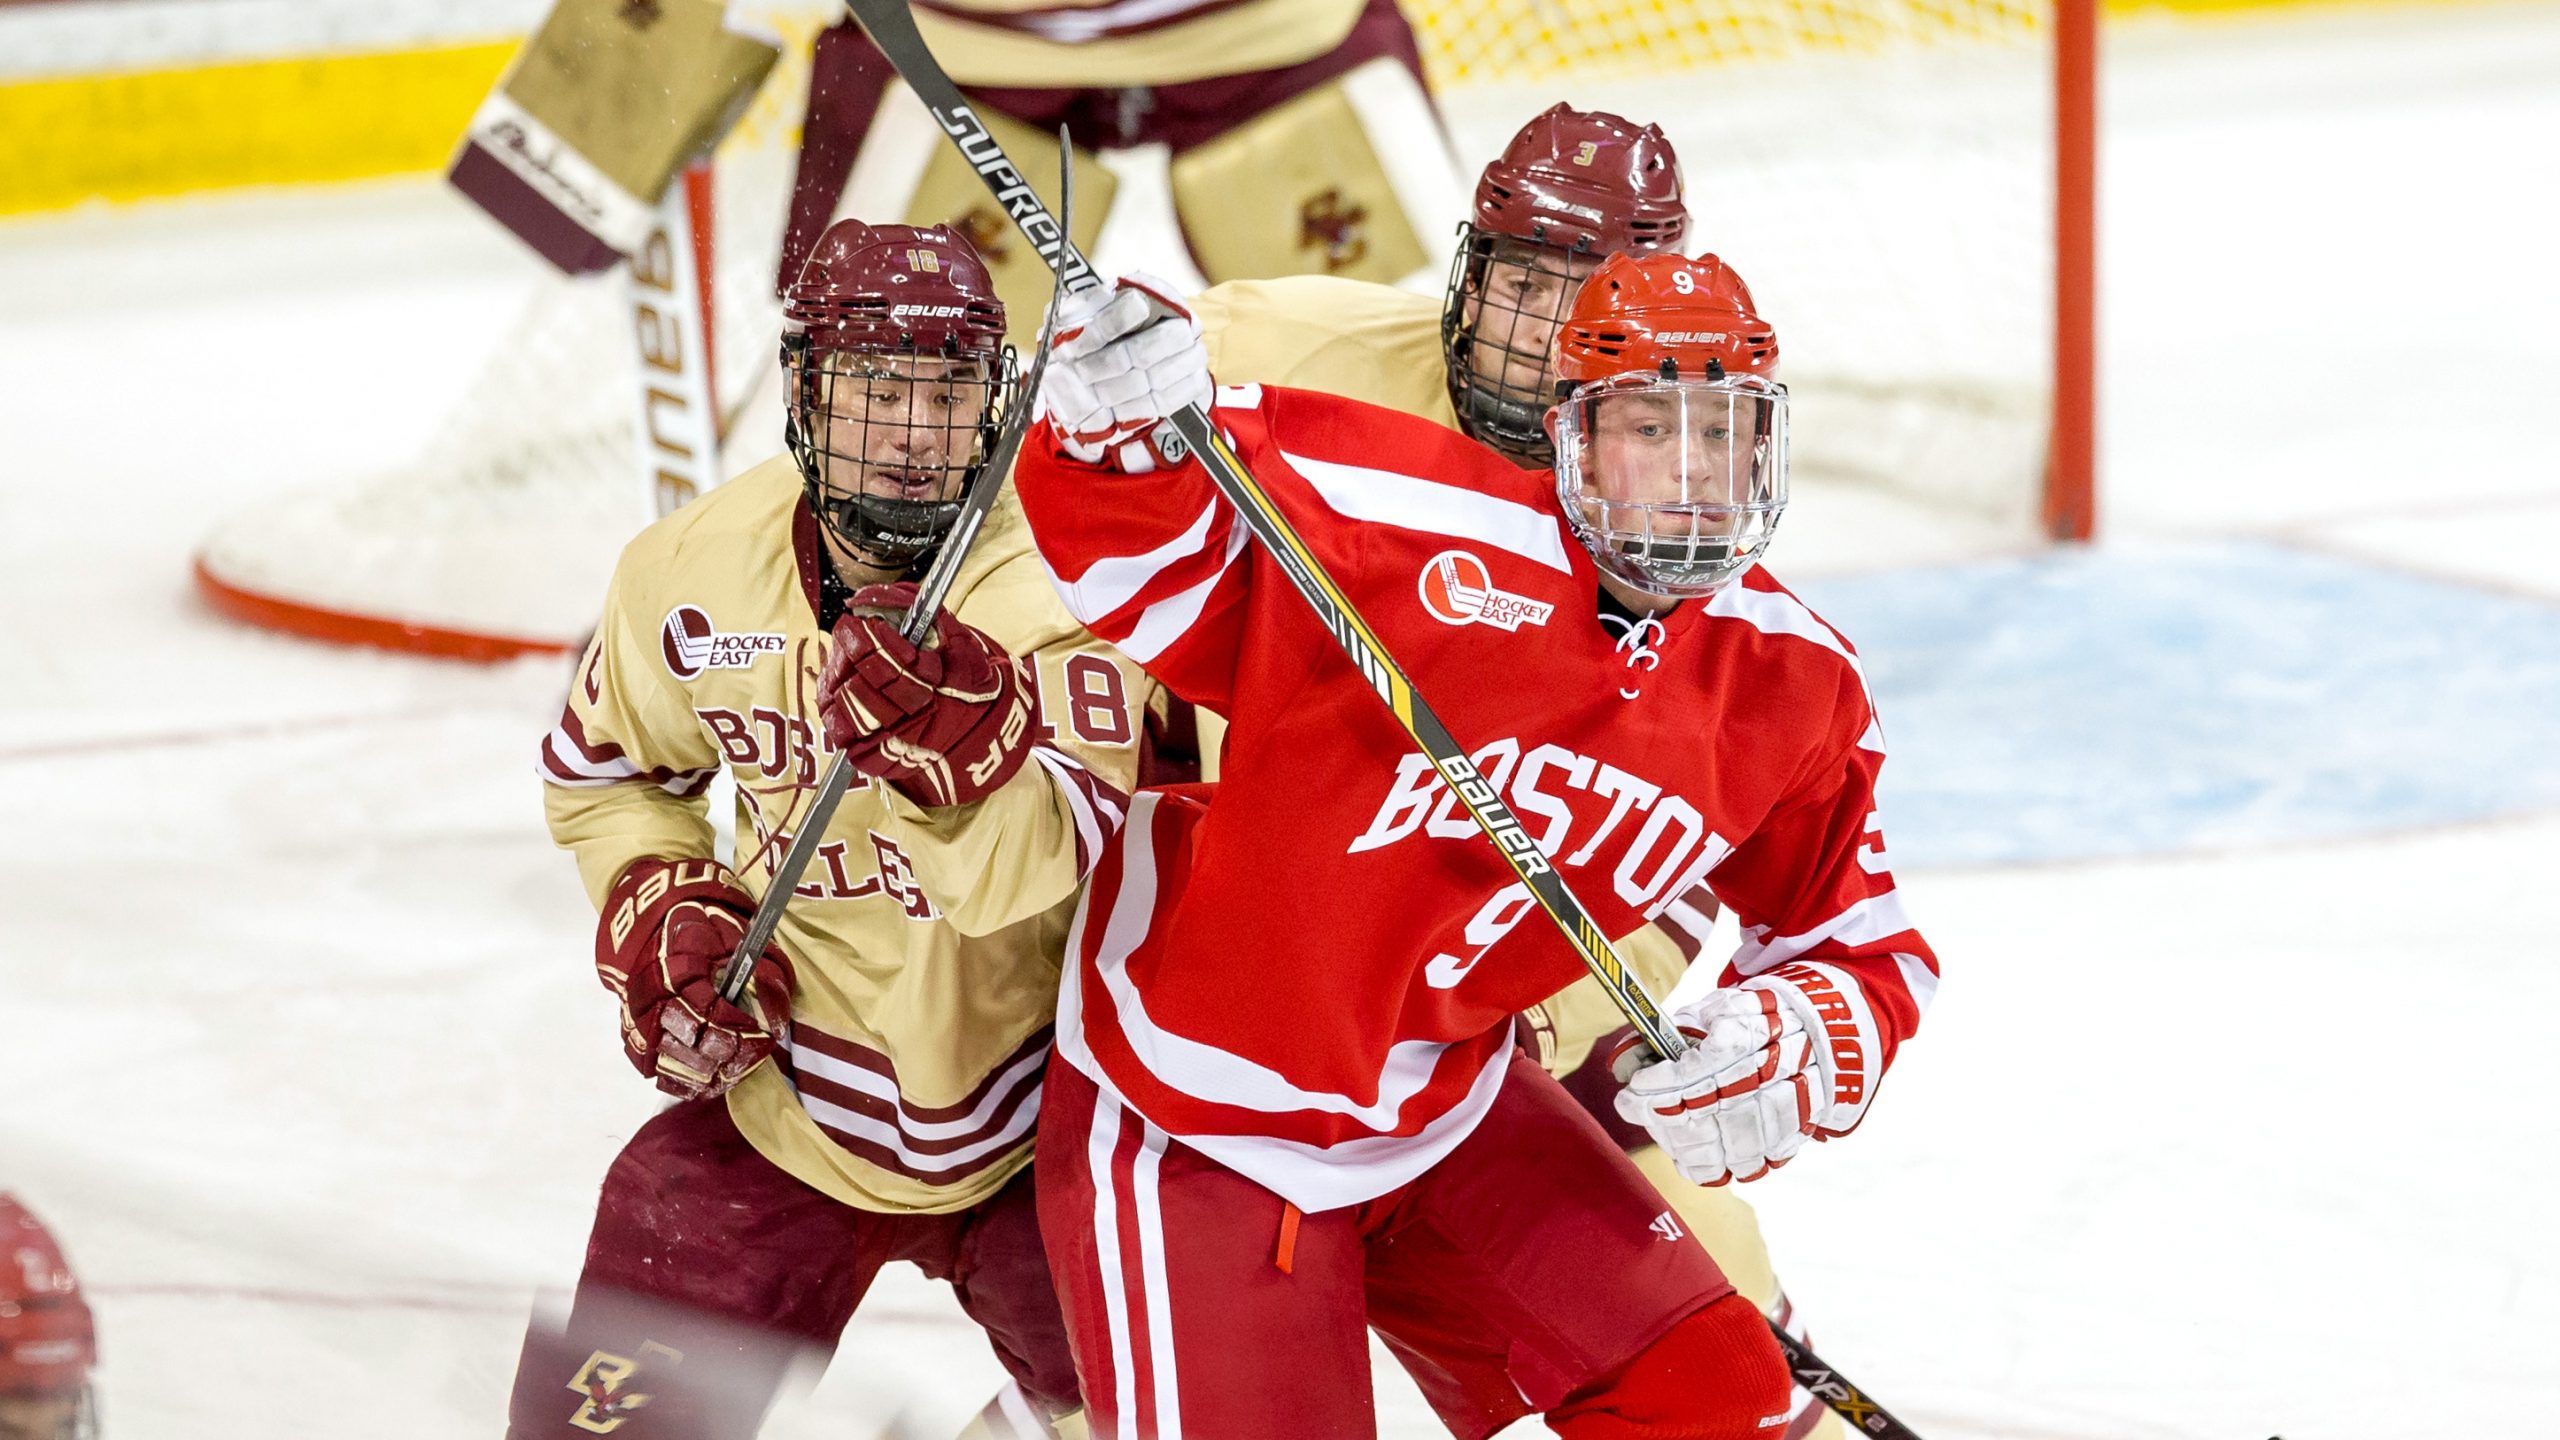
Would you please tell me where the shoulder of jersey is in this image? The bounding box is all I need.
[1710,565,1877,730]
[1239,380,1551,511]
[947,479,1085,652]
[1197,274,1440,341]
[615,453,804,584]
[1198,276,1441,376]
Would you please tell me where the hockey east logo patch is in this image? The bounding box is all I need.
[660,605,785,680]
[1417,550,1554,632]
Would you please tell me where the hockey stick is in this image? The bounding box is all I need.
[843,0,1674,1056]
[840,9,1928,1435]
[715,139,1077,1006]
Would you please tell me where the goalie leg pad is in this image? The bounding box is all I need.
[1124,0,1459,289]
[1166,55,1459,290]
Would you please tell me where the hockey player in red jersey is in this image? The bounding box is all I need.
[1194,103,1852,1440]
[1008,249,1939,1436]
[0,1198,95,1440]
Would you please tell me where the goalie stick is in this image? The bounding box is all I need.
[715,142,1077,1006]
[839,6,1929,1435]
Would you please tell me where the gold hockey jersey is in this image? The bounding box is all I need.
[542,456,1153,1214]
[1190,272,1706,1072]
[911,0,1366,88]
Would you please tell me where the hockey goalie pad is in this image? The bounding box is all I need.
[451,0,782,273]
[1168,57,1460,291]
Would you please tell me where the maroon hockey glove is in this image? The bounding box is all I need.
[595,858,793,1100]
[818,583,1041,809]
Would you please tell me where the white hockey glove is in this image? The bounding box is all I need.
[1610,963,1883,1186]
[1039,272,1213,474]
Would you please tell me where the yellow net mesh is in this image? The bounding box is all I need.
[1404,0,2045,89]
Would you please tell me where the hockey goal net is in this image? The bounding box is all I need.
[193,0,2093,661]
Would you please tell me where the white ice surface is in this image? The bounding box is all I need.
[7,4,2560,1437]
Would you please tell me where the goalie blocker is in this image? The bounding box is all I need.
[449,0,781,273]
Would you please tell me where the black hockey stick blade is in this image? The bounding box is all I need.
[1768,1325,1926,1440]
[715,123,1075,1006]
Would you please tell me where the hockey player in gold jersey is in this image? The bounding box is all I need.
[1193,105,1843,1440]
[506,221,1151,1438]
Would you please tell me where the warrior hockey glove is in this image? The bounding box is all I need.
[819,582,1041,810]
[595,857,793,1100]
[1609,963,1883,1185]
[1040,272,1213,473]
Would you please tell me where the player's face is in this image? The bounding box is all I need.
[0,1392,79,1440]
[1584,386,1767,537]
[810,354,995,505]
[1461,244,1598,397]
[1555,375,1789,599]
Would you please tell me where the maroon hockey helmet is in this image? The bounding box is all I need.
[782,220,1017,570]
[1441,105,1690,467]
[0,1197,97,1440]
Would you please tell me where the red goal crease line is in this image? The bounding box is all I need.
[192,554,579,663]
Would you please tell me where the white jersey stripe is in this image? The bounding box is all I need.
[783,1034,1048,1143]
[1707,580,1886,755]
[1132,1116,1182,1439]
[540,728,638,781]
[1112,523,1249,665]
[1046,496,1225,623]
[1895,950,1940,1017]
[1031,747,1108,877]
[1089,794,1460,1127]
[1164,1041,1511,1215]
[1730,890,1917,977]
[792,1080,1042,1175]
[1088,1092,1140,1435]
[1280,449,1575,574]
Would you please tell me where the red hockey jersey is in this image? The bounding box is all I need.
[1013,382,1939,1212]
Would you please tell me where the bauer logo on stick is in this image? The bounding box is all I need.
[1417,550,1555,632]
[660,605,785,680]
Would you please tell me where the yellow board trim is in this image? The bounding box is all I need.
[0,0,2442,217]
[0,40,513,216]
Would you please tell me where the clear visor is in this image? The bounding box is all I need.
[1550,373,1789,598]
[784,346,1010,565]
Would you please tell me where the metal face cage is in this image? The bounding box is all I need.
[1439,231,1597,467]
[1550,372,1790,599]
[782,337,1017,572]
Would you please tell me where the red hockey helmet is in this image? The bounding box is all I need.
[1545,253,1788,599]
[1551,251,1777,385]
[782,220,1017,571]
[0,1197,96,1440]
[1441,105,1690,466]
